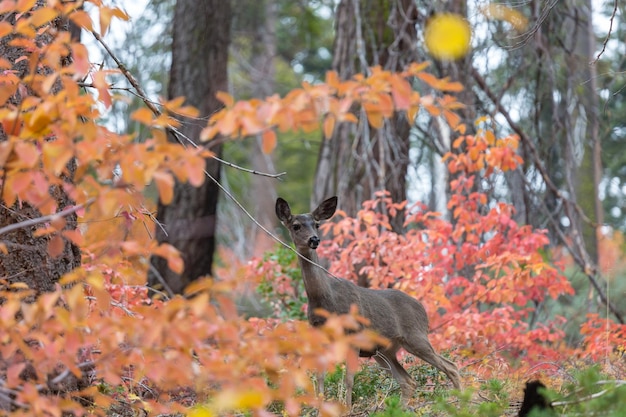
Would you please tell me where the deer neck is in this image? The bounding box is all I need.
[297,247,332,300]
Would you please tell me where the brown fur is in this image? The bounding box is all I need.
[276,196,461,408]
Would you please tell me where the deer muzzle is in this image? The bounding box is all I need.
[308,236,320,249]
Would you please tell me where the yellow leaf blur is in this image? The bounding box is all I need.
[425,13,472,60]
[481,4,528,31]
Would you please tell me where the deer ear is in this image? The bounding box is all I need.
[275,197,292,223]
[313,196,337,221]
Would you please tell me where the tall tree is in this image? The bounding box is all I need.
[313,0,419,230]
[149,0,231,294]
[0,5,81,293]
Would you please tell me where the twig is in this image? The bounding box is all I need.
[89,30,285,179]
[0,198,95,237]
[201,168,344,281]
[91,25,331,278]
[147,264,175,299]
[90,30,161,117]
[592,0,618,64]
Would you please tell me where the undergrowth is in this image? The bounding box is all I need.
[305,363,626,417]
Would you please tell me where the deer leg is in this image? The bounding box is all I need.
[374,351,417,402]
[402,336,461,390]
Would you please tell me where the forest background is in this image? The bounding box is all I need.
[0,0,625,416]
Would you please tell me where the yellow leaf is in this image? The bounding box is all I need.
[153,171,174,204]
[29,7,58,27]
[42,141,73,175]
[261,129,276,154]
[213,389,265,412]
[481,4,528,31]
[425,13,472,60]
[187,406,214,417]
[27,105,54,134]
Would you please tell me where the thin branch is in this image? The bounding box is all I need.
[592,0,618,64]
[90,30,161,117]
[212,155,286,179]
[89,30,285,179]
[202,167,344,281]
[0,198,95,237]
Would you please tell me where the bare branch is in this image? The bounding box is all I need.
[592,0,618,64]
[90,30,286,179]
[0,198,95,237]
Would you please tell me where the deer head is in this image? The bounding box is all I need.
[275,196,337,250]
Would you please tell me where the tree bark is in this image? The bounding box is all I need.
[148,0,231,295]
[313,0,417,231]
[0,5,81,293]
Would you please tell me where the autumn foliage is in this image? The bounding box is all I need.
[0,1,625,416]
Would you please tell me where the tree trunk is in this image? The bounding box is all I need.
[148,0,231,295]
[249,0,278,256]
[0,6,81,293]
[313,0,417,231]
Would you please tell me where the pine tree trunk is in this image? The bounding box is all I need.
[148,0,231,295]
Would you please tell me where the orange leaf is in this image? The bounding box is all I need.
[99,6,114,36]
[69,10,94,32]
[16,0,36,13]
[47,235,65,258]
[216,91,234,107]
[42,141,73,175]
[390,76,412,110]
[323,114,335,139]
[14,141,39,168]
[92,71,112,108]
[29,6,58,27]
[152,243,184,274]
[70,43,90,78]
[153,171,174,204]
[0,21,13,38]
[261,129,276,154]
[131,107,155,125]
[186,155,206,187]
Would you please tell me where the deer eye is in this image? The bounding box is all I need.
[292,224,301,231]
[315,223,320,229]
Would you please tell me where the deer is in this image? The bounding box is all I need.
[275,196,461,409]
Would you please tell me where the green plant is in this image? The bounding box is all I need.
[255,245,308,320]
